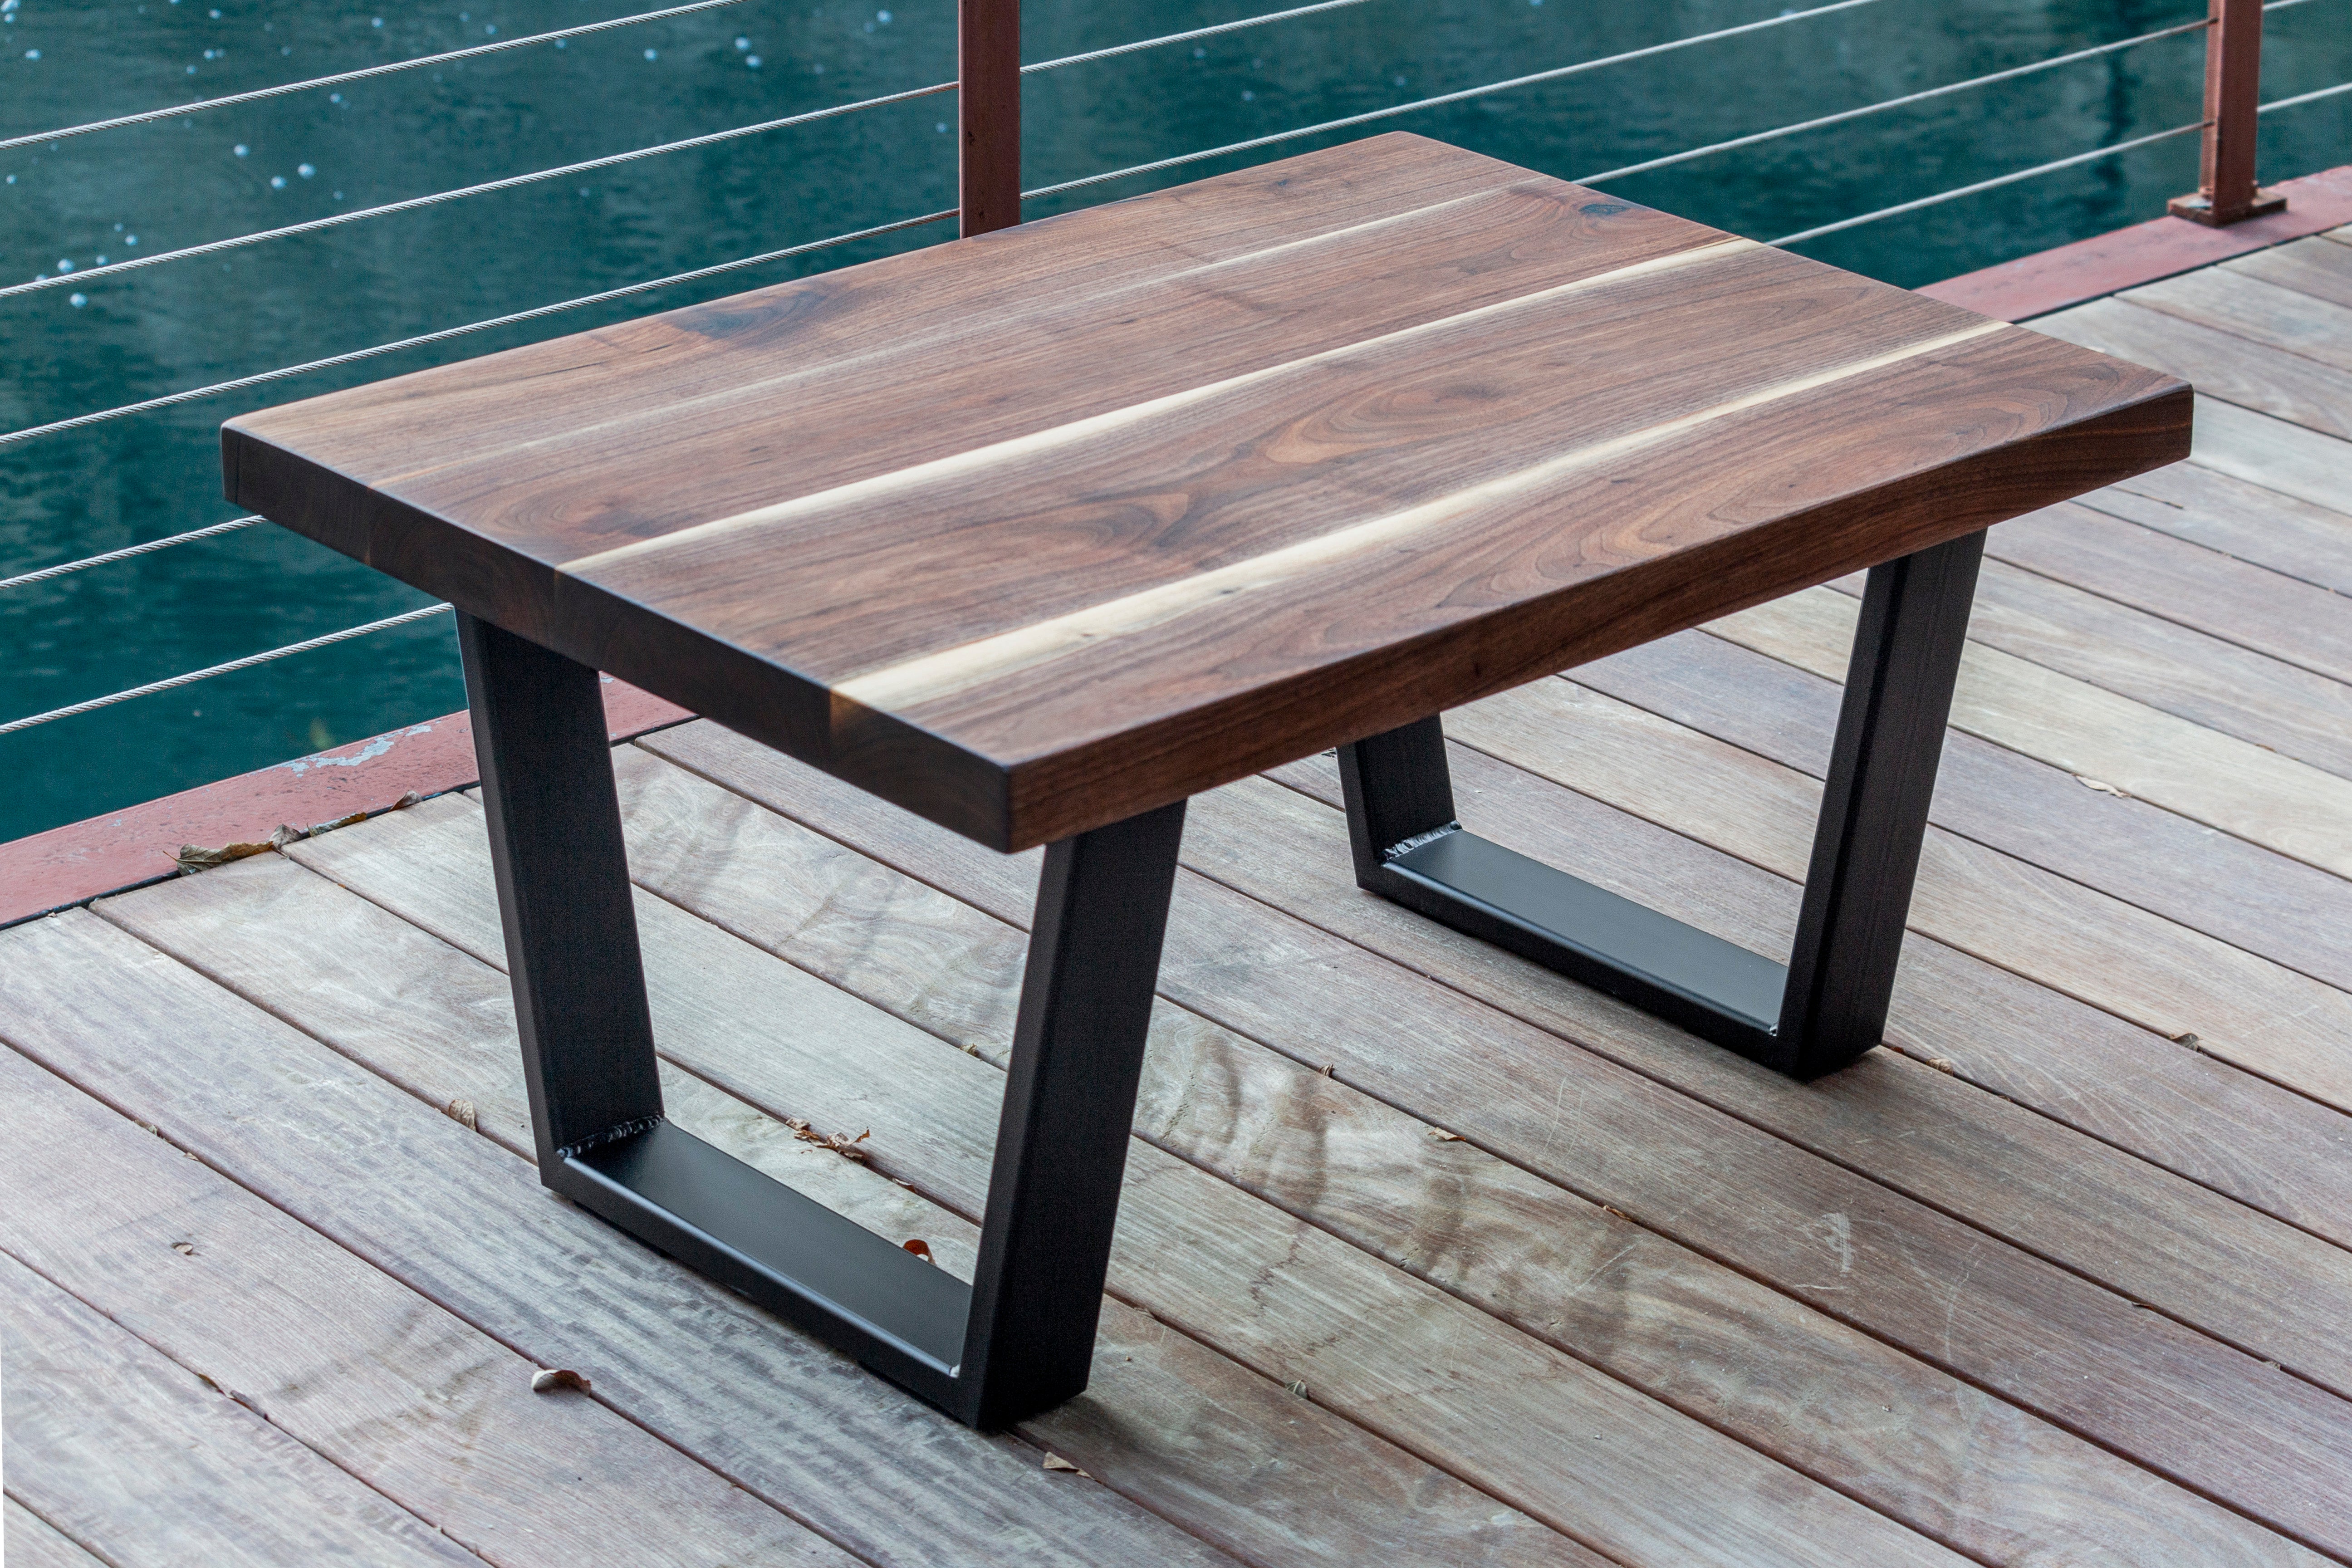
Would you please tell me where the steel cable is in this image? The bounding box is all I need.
[0,0,751,153]
[0,207,953,449]
[1021,0,1882,203]
[0,516,265,592]
[2,79,957,301]
[1768,120,2205,245]
[1577,17,2210,186]
[1023,0,1374,75]
[0,603,451,737]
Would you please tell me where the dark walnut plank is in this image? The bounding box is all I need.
[225,132,2187,851]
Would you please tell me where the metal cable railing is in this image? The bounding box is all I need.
[0,516,265,593]
[0,603,452,737]
[1576,17,2210,186]
[1769,121,2208,246]
[0,0,751,153]
[9,0,2344,738]
[3,81,958,302]
[6,0,1372,303]
[1025,0,1882,202]
[0,206,954,450]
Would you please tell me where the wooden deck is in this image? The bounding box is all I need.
[7,228,2352,1567]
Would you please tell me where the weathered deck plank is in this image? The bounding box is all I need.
[1451,672,2352,1119]
[3,1497,106,1568]
[643,721,2352,1560]
[0,911,1250,1568]
[1,1251,486,1568]
[309,751,2329,1566]
[2223,232,2352,309]
[1711,586,2352,882]
[0,1045,867,1568]
[1580,628,2352,998]
[273,795,1950,1567]
[2035,298,2352,440]
[2182,395,2352,515]
[2075,461,2352,596]
[1964,534,2352,772]
[105,845,1600,1568]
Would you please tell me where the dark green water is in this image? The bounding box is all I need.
[4,0,2347,842]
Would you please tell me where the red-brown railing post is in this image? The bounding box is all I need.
[958,0,1021,236]
[2169,0,2285,225]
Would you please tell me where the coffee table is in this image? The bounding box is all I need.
[224,132,2189,1428]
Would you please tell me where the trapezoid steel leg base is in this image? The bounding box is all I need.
[457,610,1186,1429]
[1337,529,1984,1080]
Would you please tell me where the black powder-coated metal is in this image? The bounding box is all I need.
[457,613,663,1167]
[1336,531,1985,1080]
[1776,529,1986,1073]
[459,610,1187,1428]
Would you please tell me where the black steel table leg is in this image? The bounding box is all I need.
[458,611,1187,1428]
[1337,529,1985,1080]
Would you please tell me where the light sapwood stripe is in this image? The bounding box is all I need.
[833,321,2005,716]
[1708,585,2352,881]
[418,178,1544,488]
[559,237,1764,578]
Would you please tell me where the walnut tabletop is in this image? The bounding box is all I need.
[224,132,2189,852]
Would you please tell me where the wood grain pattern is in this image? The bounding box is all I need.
[327,743,2316,1568]
[0,911,1248,1568]
[2129,261,2352,372]
[2034,299,2352,440]
[102,843,1592,1568]
[1560,631,2352,1233]
[2225,233,2352,309]
[226,132,2186,850]
[0,1046,865,1568]
[1994,503,2352,691]
[3,1497,106,1568]
[644,718,2352,1560]
[2182,395,2352,514]
[2077,461,2352,596]
[261,791,1949,1568]
[0,1251,487,1568]
[1710,585,2352,882]
[1974,517,2352,768]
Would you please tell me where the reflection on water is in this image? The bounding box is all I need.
[2,0,2347,840]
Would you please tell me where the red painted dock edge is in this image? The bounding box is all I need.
[0,679,688,928]
[1918,161,2352,320]
[6,159,2349,926]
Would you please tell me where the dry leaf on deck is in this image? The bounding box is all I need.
[1041,1453,1090,1476]
[531,1367,592,1394]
